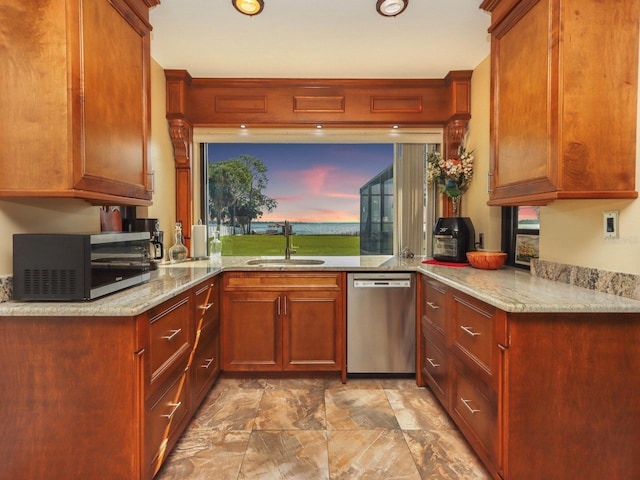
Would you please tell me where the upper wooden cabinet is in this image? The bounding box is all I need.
[481,0,640,205]
[0,0,158,206]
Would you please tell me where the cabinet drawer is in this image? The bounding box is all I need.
[192,319,220,403]
[451,364,498,469]
[148,294,191,389]
[194,278,219,329]
[421,321,449,406]
[423,278,448,336]
[224,272,342,291]
[148,373,189,473]
[452,293,495,376]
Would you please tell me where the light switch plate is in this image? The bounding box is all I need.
[603,211,619,239]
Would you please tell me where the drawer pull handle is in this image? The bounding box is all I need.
[461,398,480,414]
[162,402,182,420]
[426,357,440,368]
[426,301,439,310]
[198,302,214,311]
[460,325,481,337]
[201,358,215,369]
[162,329,182,341]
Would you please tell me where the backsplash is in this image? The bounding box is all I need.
[0,276,12,303]
[531,259,640,301]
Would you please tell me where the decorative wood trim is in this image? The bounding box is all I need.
[216,96,268,113]
[164,71,473,250]
[168,118,193,249]
[293,96,345,113]
[370,96,423,113]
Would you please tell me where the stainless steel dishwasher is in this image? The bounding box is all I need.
[347,272,416,374]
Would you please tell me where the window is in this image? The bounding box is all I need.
[204,143,394,256]
[502,206,540,268]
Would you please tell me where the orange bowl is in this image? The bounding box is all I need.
[466,251,507,270]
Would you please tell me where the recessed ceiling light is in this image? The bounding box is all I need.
[316,125,323,129]
[392,125,399,129]
[232,0,264,16]
[240,124,247,128]
[376,0,408,17]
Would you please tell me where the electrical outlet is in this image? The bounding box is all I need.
[603,211,619,239]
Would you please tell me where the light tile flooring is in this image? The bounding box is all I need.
[155,376,491,480]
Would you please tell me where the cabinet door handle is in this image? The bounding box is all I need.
[460,325,481,337]
[162,329,182,341]
[283,295,287,316]
[461,398,480,414]
[277,297,281,316]
[427,357,440,368]
[162,402,182,420]
[201,358,214,369]
[198,302,214,311]
[426,301,439,310]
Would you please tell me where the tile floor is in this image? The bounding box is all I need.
[155,375,491,480]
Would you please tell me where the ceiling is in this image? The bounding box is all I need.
[149,0,491,79]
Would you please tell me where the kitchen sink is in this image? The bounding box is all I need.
[245,258,325,266]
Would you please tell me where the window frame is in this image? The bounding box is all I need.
[501,206,540,269]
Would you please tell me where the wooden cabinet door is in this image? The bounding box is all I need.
[489,0,553,202]
[74,0,152,201]
[222,291,282,371]
[283,290,343,371]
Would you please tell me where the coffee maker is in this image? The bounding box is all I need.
[122,218,164,267]
[432,217,476,263]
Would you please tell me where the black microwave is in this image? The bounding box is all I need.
[13,232,151,301]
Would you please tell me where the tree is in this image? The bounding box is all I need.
[208,155,277,233]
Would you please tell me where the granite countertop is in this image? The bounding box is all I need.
[2,255,640,316]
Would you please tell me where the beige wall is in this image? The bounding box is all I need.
[137,59,176,254]
[464,55,502,252]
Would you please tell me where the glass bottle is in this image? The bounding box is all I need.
[210,230,222,260]
[168,222,188,263]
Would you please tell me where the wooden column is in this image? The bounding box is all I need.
[166,70,194,251]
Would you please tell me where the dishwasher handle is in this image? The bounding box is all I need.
[353,279,412,288]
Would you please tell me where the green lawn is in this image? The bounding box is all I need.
[218,234,360,256]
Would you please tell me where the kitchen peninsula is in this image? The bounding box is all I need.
[1,258,640,480]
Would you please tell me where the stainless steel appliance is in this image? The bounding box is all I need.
[347,272,416,374]
[433,217,476,263]
[13,232,151,301]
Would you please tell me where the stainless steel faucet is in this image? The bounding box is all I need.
[284,220,296,259]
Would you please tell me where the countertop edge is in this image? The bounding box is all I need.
[2,256,640,316]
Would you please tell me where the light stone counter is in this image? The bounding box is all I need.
[2,255,640,316]
[418,263,640,313]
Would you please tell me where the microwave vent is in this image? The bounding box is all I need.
[22,269,79,297]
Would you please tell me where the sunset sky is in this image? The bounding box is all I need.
[207,143,393,222]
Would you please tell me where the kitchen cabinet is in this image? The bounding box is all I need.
[419,277,450,407]
[145,292,193,477]
[417,273,640,479]
[0,0,157,205]
[191,278,221,406]
[221,272,346,380]
[0,274,222,480]
[481,0,639,205]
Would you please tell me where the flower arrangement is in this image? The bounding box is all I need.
[426,145,474,202]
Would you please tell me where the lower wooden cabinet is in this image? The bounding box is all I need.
[222,272,346,379]
[0,274,222,480]
[418,274,640,480]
